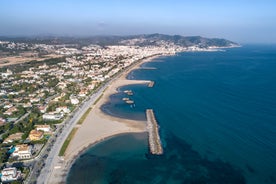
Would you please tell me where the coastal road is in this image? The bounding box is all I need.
[36,83,110,184]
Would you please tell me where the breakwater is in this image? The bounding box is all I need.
[146,109,163,155]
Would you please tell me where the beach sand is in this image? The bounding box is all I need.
[64,56,159,163]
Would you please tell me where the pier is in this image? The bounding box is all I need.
[146,109,163,155]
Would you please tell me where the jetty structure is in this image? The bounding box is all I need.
[146,109,163,155]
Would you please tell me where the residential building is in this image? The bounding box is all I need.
[78,89,88,97]
[35,124,51,132]
[30,97,40,103]
[70,96,79,105]
[1,69,13,78]
[3,132,23,143]
[56,106,70,114]
[1,167,21,182]
[3,107,18,116]
[28,130,44,141]
[42,113,63,121]
[12,144,32,160]
[0,117,6,126]
[38,105,48,113]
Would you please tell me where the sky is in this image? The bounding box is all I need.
[1,0,276,43]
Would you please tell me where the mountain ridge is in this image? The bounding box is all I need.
[0,33,239,48]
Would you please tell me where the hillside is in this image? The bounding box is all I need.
[0,34,238,48]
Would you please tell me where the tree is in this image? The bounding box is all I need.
[10,125,20,134]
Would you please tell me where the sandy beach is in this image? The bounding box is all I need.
[64,56,160,165]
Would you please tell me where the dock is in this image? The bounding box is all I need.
[146,109,163,155]
[148,81,155,88]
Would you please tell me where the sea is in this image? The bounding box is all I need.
[67,45,276,184]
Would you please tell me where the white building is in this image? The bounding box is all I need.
[38,105,48,113]
[56,106,71,114]
[1,69,13,78]
[12,144,32,160]
[1,167,21,182]
[42,113,63,121]
[35,124,51,132]
[70,97,79,105]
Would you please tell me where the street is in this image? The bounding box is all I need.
[34,82,110,184]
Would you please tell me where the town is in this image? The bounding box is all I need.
[0,38,186,183]
[0,34,237,183]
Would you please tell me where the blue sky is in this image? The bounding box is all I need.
[1,0,276,43]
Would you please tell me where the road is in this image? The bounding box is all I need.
[14,111,31,125]
[34,83,110,184]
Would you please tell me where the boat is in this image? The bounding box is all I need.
[126,100,134,104]
[124,90,133,95]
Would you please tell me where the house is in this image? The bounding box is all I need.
[23,102,32,108]
[56,106,70,114]
[28,130,44,141]
[3,132,23,143]
[4,107,18,116]
[1,167,21,183]
[42,113,63,121]
[78,89,88,97]
[1,69,13,78]
[3,103,13,109]
[88,83,95,90]
[70,96,79,105]
[0,117,6,126]
[57,81,68,89]
[38,105,48,113]
[12,144,32,160]
[30,97,40,103]
[13,97,23,103]
[53,93,66,102]
[35,124,51,133]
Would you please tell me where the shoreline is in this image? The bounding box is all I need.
[53,55,163,183]
[40,48,236,183]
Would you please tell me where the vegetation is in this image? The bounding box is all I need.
[93,94,103,106]
[0,148,8,163]
[77,107,92,125]
[1,57,66,73]
[58,127,78,156]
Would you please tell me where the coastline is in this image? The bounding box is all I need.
[49,55,163,183]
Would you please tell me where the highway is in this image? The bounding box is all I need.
[35,84,108,184]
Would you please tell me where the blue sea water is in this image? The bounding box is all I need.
[67,45,276,184]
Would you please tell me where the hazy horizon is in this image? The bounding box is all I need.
[1,0,276,44]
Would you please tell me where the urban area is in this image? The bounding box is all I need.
[0,38,195,183]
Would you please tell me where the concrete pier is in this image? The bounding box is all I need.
[146,109,163,155]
